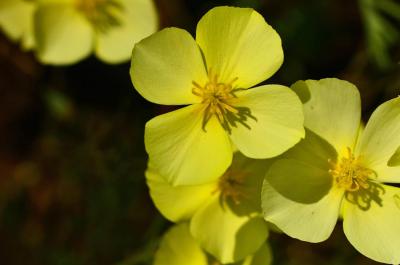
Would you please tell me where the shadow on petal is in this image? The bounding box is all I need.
[266,129,337,204]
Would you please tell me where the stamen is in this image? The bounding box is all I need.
[76,0,123,33]
[329,147,375,192]
[192,68,256,132]
[217,170,247,205]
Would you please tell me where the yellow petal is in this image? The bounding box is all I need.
[262,158,343,243]
[131,27,207,105]
[34,4,94,65]
[0,0,35,48]
[154,223,208,265]
[95,0,158,64]
[242,243,273,265]
[292,78,361,154]
[229,85,304,159]
[388,146,400,167]
[355,97,400,183]
[190,195,269,264]
[145,105,232,186]
[343,185,400,264]
[280,129,338,170]
[145,165,216,222]
[196,6,283,88]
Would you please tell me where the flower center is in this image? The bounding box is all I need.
[76,0,123,33]
[329,147,375,192]
[192,69,256,133]
[217,169,247,205]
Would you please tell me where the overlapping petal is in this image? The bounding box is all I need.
[292,78,361,154]
[145,166,216,222]
[388,146,400,167]
[154,223,208,265]
[356,97,400,183]
[131,27,207,105]
[34,3,94,65]
[262,158,343,243]
[95,0,158,64]
[190,195,268,264]
[229,85,304,159]
[242,243,273,265]
[145,104,232,186]
[196,6,283,88]
[343,185,400,264]
[0,0,35,49]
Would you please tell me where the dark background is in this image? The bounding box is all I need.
[0,0,399,264]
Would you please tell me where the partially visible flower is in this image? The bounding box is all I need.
[33,0,158,65]
[0,0,35,50]
[131,6,305,186]
[147,153,270,264]
[154,223,272,265]
[388,146,400,167]
[262,78,400,264]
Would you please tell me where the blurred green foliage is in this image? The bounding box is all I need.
[359,0,400,68]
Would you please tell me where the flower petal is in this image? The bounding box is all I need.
[95,0,158,64]
[343,185,400,264]
[145,105,232,186]
[242,243,273,265]
[196,6,283,88]
[355,97,400,183]
[388,146,400,167]
[131,27,207,105]
[262,158,343,243]
[0,0,35,49]
[190,195,269,264]
[292,78,361,154]
[154,223,208,265]
[145,165,216,222]
[34,4,94,65]
[229,85,304,159]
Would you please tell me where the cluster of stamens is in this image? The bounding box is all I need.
[329,147,375,192]
[76,0,123,32]
[192,69,244,132]
[216,170,247,205]
[192,69,258,133]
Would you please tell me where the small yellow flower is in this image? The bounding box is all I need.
[262,78,400,264]
[131,6,305,186]
[0,0,35,50]
[147,153,271,263]
[33,0,158,65]
[153,223,272,265]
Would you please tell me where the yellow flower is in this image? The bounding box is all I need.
[262,78,400,264]
[147,153,271,263]
[34,0,158,65]
[0,0,35,50]
[153,223,272,265]
[131,6,305,186]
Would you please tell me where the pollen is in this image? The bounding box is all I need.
[329,147,375,192]
[76,0,123,32]
[217,169,247,205]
